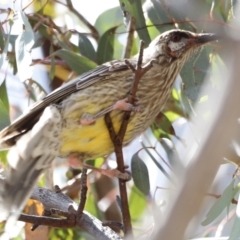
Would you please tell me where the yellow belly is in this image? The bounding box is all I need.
[59,103,137,160]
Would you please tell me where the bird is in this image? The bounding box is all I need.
[0,29,217,220]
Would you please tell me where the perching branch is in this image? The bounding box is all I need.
[20,186,122,240]
[104,40,155,238]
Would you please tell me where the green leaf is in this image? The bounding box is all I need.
[86,158,104,168]
[141,142,173,183]
[119,0,151,46]
[129,185,148,221]
[84,189,100,218]
[229,191,240,240]
[0,24,11,69]
[0,150,8,165]
[0,79,10,130]
[202,179,240,226]
[181,48,210,101]
[131,152,150,196]
[15,11,35,81]
[0,23,5,50]
[145,0,172,33]
[153,112,176,137]
[55,49,97,75]
[49,43,55,80]
[78,33,96,62]
[0,99,10,130]
[0,79,9,113]
[96,26,118,65]
[94,6,123,36]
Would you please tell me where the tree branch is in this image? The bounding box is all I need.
[26,187,122,240]
[104,40,155,238]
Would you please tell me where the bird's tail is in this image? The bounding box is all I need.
[0,105,62,222]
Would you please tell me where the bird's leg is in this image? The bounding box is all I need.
[80,97,141,126]
[68,155,131,180]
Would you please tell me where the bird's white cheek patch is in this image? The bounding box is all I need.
[168,41,186,52]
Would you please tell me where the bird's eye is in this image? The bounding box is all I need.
[171,34,181,42]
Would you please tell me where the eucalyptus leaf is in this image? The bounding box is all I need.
[181,48,210,101]
[229,191,240,240]
[129,185,148,221]
[78,33,96,62]
[0,24,11,69]
[154,112,176,137]
[131,152,150,196]
[119,0,151,46]
[94,6,123,35]
[0,79,9,112]
[0,150,8,165]
[49,43,55,80]
[15,11,34,81]
[55,49,97,75]
[202,179,240,226]
[145,0,172,33]
[96,26,118,65]
[0,99,10,131]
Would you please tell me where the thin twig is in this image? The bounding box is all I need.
[64,0,99,41]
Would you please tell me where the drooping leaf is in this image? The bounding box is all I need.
[55,49,97,75]
[229,191,240,240]
[0,79,9,113]
[131,152,150,196]
[0,99,10,130]
[146,18,161,41]
[129,185,148,221]
[0,79,10,130]
[0,22,11,69]
[145,0,172,33]
[84,188,100,219]
[86,158,105,168]
[96,26,118,65]
[0,150,8,165]
[181,48,210,101]
[94,6,123,35]
[78,33,96,62]
[49,43,55,80]
[0,23,5,51]
[202,179,240,226]
[15,11,35,81]
[119,0,151,46]
[152,112,176,139]
[141,142,174,184]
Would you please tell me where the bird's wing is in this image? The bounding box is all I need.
[0,60,132,147]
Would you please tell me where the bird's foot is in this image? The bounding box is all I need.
[113,97,141,112]
[80,113,96,126]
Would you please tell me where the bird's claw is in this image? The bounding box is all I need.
[113,97,141,113]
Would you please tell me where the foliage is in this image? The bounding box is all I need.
[0,0,239,239]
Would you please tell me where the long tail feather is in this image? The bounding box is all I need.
[0,105,62,221]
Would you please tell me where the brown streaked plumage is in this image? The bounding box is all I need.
[0,29,217,220]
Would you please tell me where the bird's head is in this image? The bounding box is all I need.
[144,29,217,65]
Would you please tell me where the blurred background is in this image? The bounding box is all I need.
[0,0,239,239]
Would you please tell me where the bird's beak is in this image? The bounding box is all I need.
[195,33,218,44]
